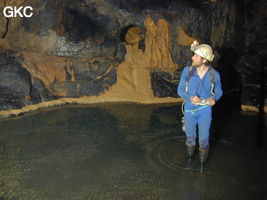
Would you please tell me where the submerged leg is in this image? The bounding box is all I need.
[197,107,212,164]
[184,111,197,158]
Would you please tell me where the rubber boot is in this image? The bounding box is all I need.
[186,145,195,159]
[199,148,209,164]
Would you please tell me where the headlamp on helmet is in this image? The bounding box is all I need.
[191,41,214,62]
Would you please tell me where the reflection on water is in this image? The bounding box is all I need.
[0,103,266,200]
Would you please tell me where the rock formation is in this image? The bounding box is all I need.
[0,0,266,117]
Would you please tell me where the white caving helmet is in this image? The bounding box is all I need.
[191,42,214,62]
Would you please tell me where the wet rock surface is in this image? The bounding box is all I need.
[151,71,180,98]
[235,53,264,109]
[0,50,32,110]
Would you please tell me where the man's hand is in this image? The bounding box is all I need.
[190,96,201,104]
[207,98,215,106]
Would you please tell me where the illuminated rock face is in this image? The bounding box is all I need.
[0,0,266,113]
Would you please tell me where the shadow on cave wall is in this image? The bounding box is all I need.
[216,46,241,93]
[63,8,110,45]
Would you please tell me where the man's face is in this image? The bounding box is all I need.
[191,53,204,67]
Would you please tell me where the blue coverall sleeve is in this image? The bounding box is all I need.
[177,67,192,101]
[214,71,223,101]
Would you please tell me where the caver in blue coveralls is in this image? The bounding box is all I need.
[177,66,223,149]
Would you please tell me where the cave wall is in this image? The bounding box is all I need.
[0,0,266,116]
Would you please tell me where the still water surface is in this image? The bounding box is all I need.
[0,103,266,200]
